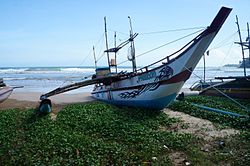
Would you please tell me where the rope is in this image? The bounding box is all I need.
[108,27,205,36]
[182,64,249,111]
[207,31,238,51]
[140,26,206,35]
[176,30,249,111]
[96,52,106,63]
[95,33,105,62]
[57,33,105,88]
[204,32,238,82]
[108,29,129,36]
[117,28,205,66]
[211,41,235,78]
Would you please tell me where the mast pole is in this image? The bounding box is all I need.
[104,17,110,71]
[247,22,250,59]
[114,31,117,73]
[203,53,206,82]
[93,46,97,69]
[128,16,137,72]
[236,15,247,77]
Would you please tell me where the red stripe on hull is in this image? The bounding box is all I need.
[161,69,192,84]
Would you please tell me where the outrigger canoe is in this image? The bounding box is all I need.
[39,7,232,111]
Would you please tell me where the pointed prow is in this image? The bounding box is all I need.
[206,6,232,35]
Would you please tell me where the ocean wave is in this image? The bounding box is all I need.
[3,76,85,82]
[0,67,96,75]
[194,67,221,71]
[0,68,29,74]
[3,77,27,81]
[25,67,62,72]
[61,68,95,73]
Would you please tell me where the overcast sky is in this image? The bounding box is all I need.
[1,0,250,67]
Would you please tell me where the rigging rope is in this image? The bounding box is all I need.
[182,64,249,111]
[207,31,238,51]
[108,29,129,36]
[58,33,105,88]
[140,26,206,35]
[58,49,93,88]
[176,31,249,111]
[204,31,239,82]
[96,52,106,63]
[117,28,205,65]
[94,33,105,62]
[211,41,235,79]
[108,27,206,36]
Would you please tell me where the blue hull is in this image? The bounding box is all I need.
[95,93,177,110]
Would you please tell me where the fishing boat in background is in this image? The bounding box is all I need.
[39,7,232,112]
[190,75,250,99]
[0,78,14,103]
[190,16,250,100]
[239,58,250,68]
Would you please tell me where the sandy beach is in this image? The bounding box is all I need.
[0,91,95,111]
[0,88,197,111]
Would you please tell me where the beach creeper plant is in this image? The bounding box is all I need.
[0,102,192,165]
[1,96,249,165]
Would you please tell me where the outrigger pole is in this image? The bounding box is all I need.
[38,76,118,114]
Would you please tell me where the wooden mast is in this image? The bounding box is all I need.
[247,22,250,59]
[114,31,118,73]
[93,46,97,69]
[128,16,137,72]
[236,15,247,77]
[104,17,110,71]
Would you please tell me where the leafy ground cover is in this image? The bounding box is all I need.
[169,96,250,129]
[169,96,250,165]
[1,96,249,165]
[0,102,192,165]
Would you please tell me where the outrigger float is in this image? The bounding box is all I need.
[0,78,14,103]
[39,7,232,113]
[0,78,23,103]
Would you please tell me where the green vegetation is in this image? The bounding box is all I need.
[0,102,191,165]
[1,96,249,165]
[169,96,250,129]
[169,96,250,165]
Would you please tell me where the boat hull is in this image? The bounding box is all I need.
[239,58,250,68]
[92,81,184,109]
[92,48,196,110]
[0,86,13,103]
[91,36,207,110]
[199,77,250,99]
[200,88,250,99]
[91,6,232,109]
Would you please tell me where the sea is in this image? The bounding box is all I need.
[0,66,249,94]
